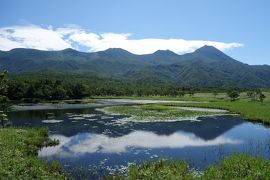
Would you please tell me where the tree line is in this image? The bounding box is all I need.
[6,79,199,101]
[1,72,268,102]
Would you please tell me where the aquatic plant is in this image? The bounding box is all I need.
[102,104,227,122]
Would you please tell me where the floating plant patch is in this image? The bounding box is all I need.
[69,116,85,120]
[42,119,63,123]
[81,114,97,118]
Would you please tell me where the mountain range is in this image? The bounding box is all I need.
[1,45,270,88]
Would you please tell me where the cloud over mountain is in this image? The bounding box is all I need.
[0,25,243,54]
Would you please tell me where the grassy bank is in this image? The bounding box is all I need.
[202,154,270,179]
[102,104,227,122]
[93,91,270,102]
[0,127,66,179]
[106,154,270,179]
[164,101,270,124]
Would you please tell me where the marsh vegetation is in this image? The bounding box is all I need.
[107,154,270,179]
[101,103,230,122]
[0,127,65,179]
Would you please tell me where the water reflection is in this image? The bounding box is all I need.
[40,130,241,157]
[8,108,244,140]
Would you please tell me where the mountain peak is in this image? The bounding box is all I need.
[153,49,177,55]
[99,48,135,56]
[104,48,131,53]
[92,48,137,61]
[62,48,77,52]
[193,45,234,62]
[60,48,82,56]
[195,45,222,54]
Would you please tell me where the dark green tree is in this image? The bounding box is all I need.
[213,90,218,98]
[246,89,265,103]
[259,92,266,104]
[227,90,240,101]
[177,90,185,97]
[52,86,67,100]
[246,91,253,99]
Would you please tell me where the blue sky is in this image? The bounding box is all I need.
[1,0,270,65]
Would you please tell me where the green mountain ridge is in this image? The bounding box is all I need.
[1,45,270,88]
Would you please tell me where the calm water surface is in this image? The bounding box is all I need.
[8,103,270,179]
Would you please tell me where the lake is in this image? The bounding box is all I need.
[8,100,270,179]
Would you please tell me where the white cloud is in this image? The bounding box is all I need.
[0,25,243,54]
[0,25,71,51]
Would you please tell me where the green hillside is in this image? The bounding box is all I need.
[1,46,270,88]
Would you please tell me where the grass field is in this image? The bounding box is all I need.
[93,91,270,102]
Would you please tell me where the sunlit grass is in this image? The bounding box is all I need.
[93,91,270,102]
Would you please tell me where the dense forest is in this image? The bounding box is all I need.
[2,72,250,102]
[6,73,194,101]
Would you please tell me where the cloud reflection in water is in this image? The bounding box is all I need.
[39,130,241,157]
